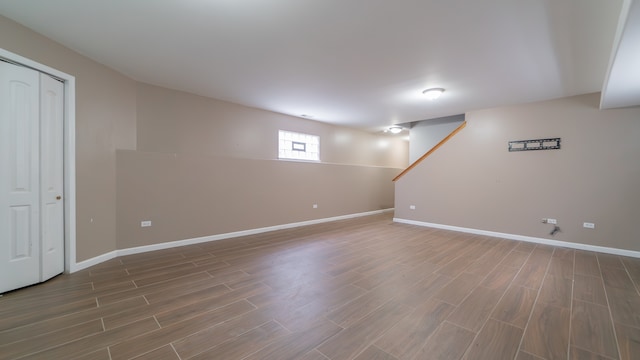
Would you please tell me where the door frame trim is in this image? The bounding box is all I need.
[0,48,77,273]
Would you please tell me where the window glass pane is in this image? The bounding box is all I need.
[278,130,320,161]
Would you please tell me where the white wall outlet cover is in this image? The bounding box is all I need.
[583,222,595,229]
[313,204,318,208]
[409,205,416,210]
[141,221,152,227]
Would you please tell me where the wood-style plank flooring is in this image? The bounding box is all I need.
[1,213,639,360]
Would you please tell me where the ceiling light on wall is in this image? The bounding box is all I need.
[388,126,403,134]
[422,88,445,100]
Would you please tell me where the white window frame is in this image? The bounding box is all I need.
[278,130,320,161]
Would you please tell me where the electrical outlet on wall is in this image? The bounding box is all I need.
[583,222,595,229]
[313,204,318,209]
[409,205,416,210]
[141,221,152,227]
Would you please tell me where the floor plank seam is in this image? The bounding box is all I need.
[315,347,331,359]
[152,315,161,329]
[169,343,182,360]
[451,244,535,358]
[566,249,576,360]
[513,245,555,359]
[598,256,623,360]
[621,261,640,297]
[270,318,293,334]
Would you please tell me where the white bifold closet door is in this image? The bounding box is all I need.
[0,60,64,294]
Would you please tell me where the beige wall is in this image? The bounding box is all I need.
[1,15,408,260]
[137,83,408,168]
[116,151,399,249]
[120,83,407,250]
[395,93,640,252]
[409,115,465,163]
[0,16,137,261]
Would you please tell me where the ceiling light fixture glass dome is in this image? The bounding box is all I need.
[422,88,445,100]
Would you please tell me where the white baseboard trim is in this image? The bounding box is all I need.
[72,209,393,272]
[394,218,640,259]
[73,250,119,272]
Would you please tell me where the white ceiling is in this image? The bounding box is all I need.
[601,0,640,109]
[0,0,636,132]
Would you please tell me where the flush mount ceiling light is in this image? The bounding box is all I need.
[388,126,403,134]
[422,88,445,100]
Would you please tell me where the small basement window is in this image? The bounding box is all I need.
[278,130,320,161]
